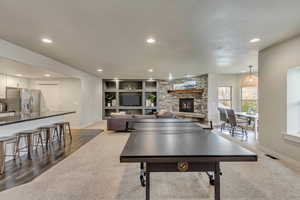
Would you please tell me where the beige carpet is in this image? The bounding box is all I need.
[0,131,300,200]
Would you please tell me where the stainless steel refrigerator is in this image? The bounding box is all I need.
[6,87,41,113]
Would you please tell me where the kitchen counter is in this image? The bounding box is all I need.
[0,112,15,118]
[0,111,15,114]
[0,111,76,172]
[0,111,75,126]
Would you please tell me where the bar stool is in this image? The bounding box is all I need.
[38,125,59,150]
[54,122,72,146]
[15,129,43,160]
[0,135,20,174]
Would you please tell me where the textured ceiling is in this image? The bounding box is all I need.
[0,0,300,79]
[0,57,65,79]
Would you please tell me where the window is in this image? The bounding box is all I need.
[286,66,300,139]
[241,87,258,113]
[218,87,232,108]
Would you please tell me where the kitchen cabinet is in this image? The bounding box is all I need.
[0,74,30,99]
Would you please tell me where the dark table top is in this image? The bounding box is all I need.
[0,111,75,126]
[120,121,257,163]
[133,122,202,132]
[134,118,197,123]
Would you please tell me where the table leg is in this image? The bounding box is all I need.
[60,125,66,147]
[0,142,5,174]
[146,171,150,200]
[206,171,215,185]
[214,162,220,200]
[140,162,146,187]
[27,134,33,160]
[46,129,52,150]
[255,118,259,140]
[59,125,63,144]
[67,123,72,141]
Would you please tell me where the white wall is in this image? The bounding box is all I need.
[29,78,82,128]
[208,73,242,124]
[0,39,102,128]
[259,35,300,162]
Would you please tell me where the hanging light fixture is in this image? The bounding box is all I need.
[240,65,258,87]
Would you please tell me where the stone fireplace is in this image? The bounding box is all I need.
[157,74,208,121]
[179,98,194,112]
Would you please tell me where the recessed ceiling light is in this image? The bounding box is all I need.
[249,38,261,43]
[168,73,173,80]
[97,69,103,72]
[146,37,156,44]
[41,38,53,44]
[148,68,153,72]
[16,74,23,77]
[44,74,51,77]
[217,57,232,67]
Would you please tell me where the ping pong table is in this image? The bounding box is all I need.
[120,118,257,200]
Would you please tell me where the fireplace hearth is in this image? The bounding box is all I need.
[179,98,194,112]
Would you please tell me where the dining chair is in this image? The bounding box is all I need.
[225,109,248,137]
[218,107,228,132]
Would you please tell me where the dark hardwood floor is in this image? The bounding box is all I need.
[0,129,103,192]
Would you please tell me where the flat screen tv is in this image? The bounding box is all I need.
[120,95,141,106]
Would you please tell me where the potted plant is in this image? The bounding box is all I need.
[105,94,114,107]
[147,94,156,107]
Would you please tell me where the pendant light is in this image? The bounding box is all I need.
[240,65,258,87]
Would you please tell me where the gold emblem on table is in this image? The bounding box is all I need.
[177,161,189,172]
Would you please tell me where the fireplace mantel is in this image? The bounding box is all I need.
[167,88,204,94]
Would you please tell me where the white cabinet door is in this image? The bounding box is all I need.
[0,74,6,99]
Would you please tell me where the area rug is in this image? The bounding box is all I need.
[0,132,299,200]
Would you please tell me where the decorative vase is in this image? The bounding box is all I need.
[146,99,151,107]
[112,99,116,106]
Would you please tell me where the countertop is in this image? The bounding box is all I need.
[0,111,75,126]
[0,111,16,114]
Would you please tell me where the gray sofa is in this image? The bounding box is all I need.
[107,111,176,131]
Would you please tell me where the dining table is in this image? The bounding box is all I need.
[235,112,259,138]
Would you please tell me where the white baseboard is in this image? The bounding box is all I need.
[282,131,300,143]
[257,144,300,168]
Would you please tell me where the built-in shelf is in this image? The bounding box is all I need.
[104,107,118,109]
[104,109,117,117]
[102,79,159,118]
[104,89,117,92]
[145,90,157,92]
[144,108,157,115]
[119,109,143,115]
[118,106,143,109]
[145,81,157,91]
[104,81,117,90]
[118,89,143,92]
[104,92,117,107]
[145,107,157,109]
[119,81,143,90]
